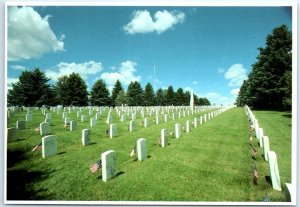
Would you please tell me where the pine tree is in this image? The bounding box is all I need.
[115,90,128,106]
[90,79,110,106]
[175,88,185,106]
[7,68,55,107]
[127,81,144,106]
[56,73,88,106]
[155,88,166,106]
[184,90,191,106]
[165,86,175,106]
[111,80,123,106]
[236,25,292,110]
[144,83,155,106]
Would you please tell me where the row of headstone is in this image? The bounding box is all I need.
[245,105,289,196]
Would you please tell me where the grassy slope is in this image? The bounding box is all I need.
[6,107,291,201]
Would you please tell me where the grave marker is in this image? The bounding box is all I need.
[81,115,87,122]
[90,118,96,127]
[110,124,117,138]
[267,151,282,191]
[129,120,135,132]
[137,138,147,161]
[82,129,91,146]
[186,120,190,133]
[263,136,270,161]
[101,150,117,182]
[26,114,32,122]
[160,129,168,147]
[16,120,25,130]
[42,135,57,158]
[7,127,18,143]
[40,122,51,136]
[70,120,77,131]
[175,123,181,138]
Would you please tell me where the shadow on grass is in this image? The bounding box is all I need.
[57,151,66,155]
[97,171,125,180]
[265,176,272,186]
[7,168,56,200]
[7,149,55,200]
[89,142,97,145]
[282,114,292,118]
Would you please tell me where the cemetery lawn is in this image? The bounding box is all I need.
[6,107,291,202]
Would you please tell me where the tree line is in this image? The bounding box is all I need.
[8,70,210,107]
[236,25,292,110]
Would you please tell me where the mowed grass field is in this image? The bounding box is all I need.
[6,107,291,202]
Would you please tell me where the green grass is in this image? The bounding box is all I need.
[6,107,291,202]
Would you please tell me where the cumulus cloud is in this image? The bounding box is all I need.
[230,88,240,95]
[198,92,235,106]
[8,6,64,61]
[11,65,26,70]
[224,64,247,87]
[45,61,103,81]
[100,60,141,87]
[123,10,185,34]
[184,86,193,92]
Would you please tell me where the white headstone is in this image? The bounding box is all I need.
[267,151,282,191]
[175,123,181,138]
[284,183,293,202]
[101,150,117,182]
[45,118,52,125]
[90,117,96,127]
[82,129,91,146]
[70,120,77,131]
[263,136,270,161]
[106,116,112,125]
[190,90,194,111]
[26,114,32,122]
[137,138,147,161]
[144,117,148,128]
[161,129,168,147]
[95,112,100,120]
[164,114,168,123]
[46,113,52,119]
[40,122,50,136]
[62,112,68,119]
[65,117,70,125]
[81,115,87,122]
[193,117,197,128]
[129,120,135,132]
[7,127,18,143]
[77,111,82,118]
[186,120,190,133]
[200,116,203,124]
[155,115,159,125]
[258,128,264,148]
[109,124,117,138]
[42,135,57,158]
[16,120,25,130]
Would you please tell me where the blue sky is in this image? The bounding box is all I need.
[7,6,292,105]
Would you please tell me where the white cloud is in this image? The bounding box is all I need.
[45,61,103,81]
[224,64,247,87]
[198,92,235,106]
[8,6,64,61]
[230,88,240,95]
[100,60,141,87]
[124,10,185,34]
[11,65,26,70]
[193,81,198,85]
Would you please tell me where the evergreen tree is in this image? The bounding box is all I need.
[90,79,110,106]
[127,81,144,106]
[175,88,185,106]
[7,68,55,107]
[165,86,175,106]
[184,90,191,105]
[236,25,292,110]
[115,90,128,106]
[155,88,166,106]
[144,83,155,106]
[111,80,123,106]
[56,73,88,106]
